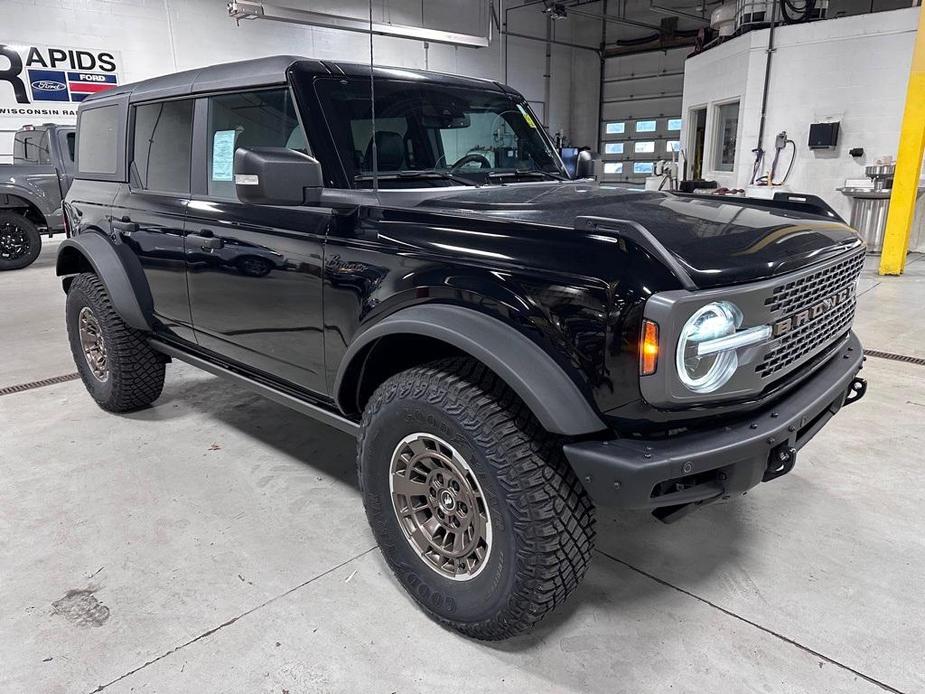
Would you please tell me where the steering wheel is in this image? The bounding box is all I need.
[450,153,492,171]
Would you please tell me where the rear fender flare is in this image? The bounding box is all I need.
[335,304,608,436]
[56,232,154,331]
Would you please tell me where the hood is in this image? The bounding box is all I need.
[415,183,862,288]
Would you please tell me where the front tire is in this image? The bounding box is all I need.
[358,358,595,640]
[0,212,42,271]
[66,273,166,412]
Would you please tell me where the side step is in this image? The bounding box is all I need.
[149,339,360,438]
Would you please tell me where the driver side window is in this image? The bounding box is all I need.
[206,88,308,200]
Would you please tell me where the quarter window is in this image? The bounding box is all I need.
[77,105,120,176]
[206,89,306,200]
[131,100,194,193]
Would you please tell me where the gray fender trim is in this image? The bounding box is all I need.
[335,304,608,436]
[56,234,154,331]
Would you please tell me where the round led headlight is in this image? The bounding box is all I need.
[675,301,743,393]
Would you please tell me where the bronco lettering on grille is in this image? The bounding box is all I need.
[771,283,855,338]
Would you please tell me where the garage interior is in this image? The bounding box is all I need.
[1,0,924,692]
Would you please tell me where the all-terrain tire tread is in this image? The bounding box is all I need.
[358,356,595,640]
[68,273,164,412]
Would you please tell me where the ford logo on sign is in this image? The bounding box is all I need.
[32,80,67,91]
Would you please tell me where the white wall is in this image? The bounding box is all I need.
[681,7,920,220]
[0,0,601,160]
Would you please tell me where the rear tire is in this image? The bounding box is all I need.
[358,357,595,640]
[0,212,42,271]
[66,273,165,412]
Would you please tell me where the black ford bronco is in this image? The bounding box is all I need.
[57,56,867,640]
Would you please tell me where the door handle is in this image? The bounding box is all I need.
[188,231,223,250]
[112,215,138,234]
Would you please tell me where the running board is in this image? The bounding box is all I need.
[149,339,360,437]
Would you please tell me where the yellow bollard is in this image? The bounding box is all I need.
[880,5,925,276]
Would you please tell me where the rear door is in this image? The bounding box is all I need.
[111,98,195,342]
[184,87,329,394]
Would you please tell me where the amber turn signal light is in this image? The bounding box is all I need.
[640,319,659,376]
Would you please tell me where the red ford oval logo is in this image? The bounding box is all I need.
[32,80,67,91]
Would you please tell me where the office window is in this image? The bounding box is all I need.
[667,118,683,131]
[605,122,625,134]
[667,140,681,153]
[131,100,194,193]
[635,120,657,133]
[207,89,306,200]
[77,105,119,175]
[633,162,654,174]
[713,101,739,172]
[604,142,624,155]
[603,162,623,174]
[635,141,655,154]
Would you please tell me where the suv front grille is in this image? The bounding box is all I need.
[756,249,865,380]
[762,250,865,316]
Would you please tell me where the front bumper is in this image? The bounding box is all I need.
[564,332,866,517]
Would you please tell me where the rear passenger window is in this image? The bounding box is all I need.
[206,89,306,200]
[77,104,120,175]
[13,132,40,163]
[131,100,194,194]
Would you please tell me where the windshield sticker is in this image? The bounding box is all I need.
[517,104,537,129]
[212,129,236,181]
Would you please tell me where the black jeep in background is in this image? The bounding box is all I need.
[56,56,867,640]
[0,124,75,270]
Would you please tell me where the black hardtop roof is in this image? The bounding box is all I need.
[82,55,517,106]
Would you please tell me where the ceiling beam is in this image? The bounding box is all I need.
[227,1,491,48]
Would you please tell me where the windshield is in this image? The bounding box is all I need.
[315,78,566,188]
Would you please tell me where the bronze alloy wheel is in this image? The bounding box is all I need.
[78,306,109,382]
[389,433,492,581]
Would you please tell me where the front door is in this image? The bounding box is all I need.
[185,88,329,395]
[112,98,194,342]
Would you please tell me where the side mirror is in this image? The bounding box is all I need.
[233,147,323,206]
[574,150,599,180]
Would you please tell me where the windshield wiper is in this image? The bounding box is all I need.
[486,169,567,182]
[354,170,475,186]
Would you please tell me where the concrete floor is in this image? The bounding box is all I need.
[1,240,923,693]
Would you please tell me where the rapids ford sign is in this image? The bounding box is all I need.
[0,43,122,119]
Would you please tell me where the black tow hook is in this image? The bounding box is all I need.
[844,377,867,406]
[763,443,797,482]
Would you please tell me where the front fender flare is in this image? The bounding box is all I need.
[56,233,154,331]
[335,304,608,436]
